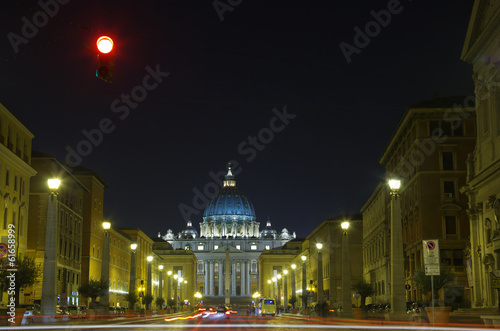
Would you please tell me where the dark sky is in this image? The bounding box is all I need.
[1,0,475,239]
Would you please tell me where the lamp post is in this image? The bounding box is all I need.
[341,221,353,318]
[389,179,406,316]
[183,280,187,309]
[129,243,137,311]
[283,270,288,313]
[301,255,307,310]
[316,242,324,316]
[291,264,296,310]
[272,277,276,301]
[41,178,60,321]
[174,274,178,311]
[277,274,282,312]
[147,255,153,311]
[179,277,184,310]
[268,279,272,297]
[167,271,172,308]
[101,221,111,314]
[158,265,164,309]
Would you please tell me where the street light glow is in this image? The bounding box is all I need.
[291,264,296,269]
[388,179,401,191]
[301,255,306,261]
[316,243,323,250]
[147,255,153,262]
[277,274,281,279]
[47,178,61,190]
[167,270,172,276]
[159,265,164,270]
[283,269,288,275]
[102,221,111,230]
[341,221,350,230]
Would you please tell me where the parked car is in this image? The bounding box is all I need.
[19,304,40,325]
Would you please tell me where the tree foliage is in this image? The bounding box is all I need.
[78,279,108,308]
[351,279,375,309]
[155,297,164,309]
[0,256,42,306]
[412,267,454,300]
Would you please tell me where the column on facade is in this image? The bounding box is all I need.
[204,261,209,296]
[254,224,259,237]
[241,260,246,296]
[218,260,224,296]
[232,261,237,295]
[209,260,215,296]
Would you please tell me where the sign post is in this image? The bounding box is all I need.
[423,240,440,326]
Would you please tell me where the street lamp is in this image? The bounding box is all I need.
[389,178,406,316]
[147,255,153,310]
[41,178,60,321]
[167,271,172,308]
[174,274,178,310]
[301,255,307,310]
[268,279,272,297]
[283,270,288,313]
[129,243,137,311]
[316,242,324,316]
[179,277,184,310]
[341,221,353,318]
[272,277,277,301]
[291,264,296,310]
[101,221,111,314]
[158,265,164,311]
[277,274,282,312]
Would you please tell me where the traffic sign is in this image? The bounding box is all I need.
[423,239,440,276]
[405,284,411,290]
[0,243,8,259]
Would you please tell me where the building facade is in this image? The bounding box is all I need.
[0,102,37,306]
[160,164,295,304]
[360,183,391,305]
[27,153,87,307]
[461,0,500,309]
[379,99,476,306]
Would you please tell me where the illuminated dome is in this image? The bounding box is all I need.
[203,163,256,222]
[180,220,198,239]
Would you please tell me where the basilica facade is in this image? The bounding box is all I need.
[160,164,295,303]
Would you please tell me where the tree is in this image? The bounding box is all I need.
[288,295,297,309]
[155,297,165,309]
[143,294,154,310]
[124,291,138,309]
[351,279,375,310]
[78,279,108,309]
[167,298,176,309]
[412,267,454,302]
[0,256,42,306]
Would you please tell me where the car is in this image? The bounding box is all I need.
[19,304,40,325]
[200,306,230,319]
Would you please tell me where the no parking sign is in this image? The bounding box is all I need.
[422,240,440,276]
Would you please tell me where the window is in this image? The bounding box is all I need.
[236,245,241,250]
[214,245,219,250]
[442,152,453,170]
[198,245,204,251]
[265,245,270,250]
[250,245,257,250]
[445,216,457,236]
[14,175,18,191]
[5,170,9,187]
[443,181,455,198]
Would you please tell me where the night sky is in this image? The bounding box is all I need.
[1,1,475,239]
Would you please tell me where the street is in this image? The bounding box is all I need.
[1,311,491,331]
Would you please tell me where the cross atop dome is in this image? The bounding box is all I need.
[223,162,236,187]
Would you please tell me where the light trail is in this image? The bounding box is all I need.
[0,324,491,331]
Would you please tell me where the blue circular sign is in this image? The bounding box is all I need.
[426,241,435,250]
